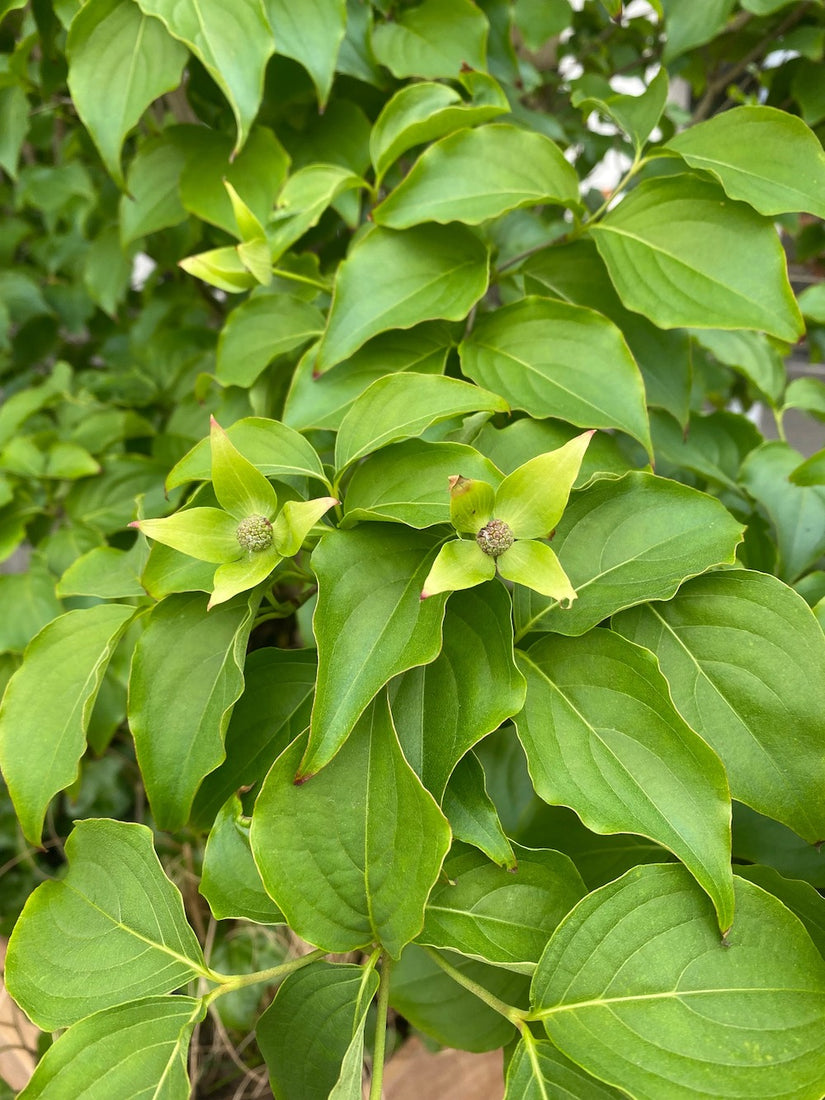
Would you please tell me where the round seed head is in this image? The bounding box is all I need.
[476,518,515,558]
[236,514,273,552]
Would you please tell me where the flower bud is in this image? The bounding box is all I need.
[476,518,514,558]
[236,514,273,552]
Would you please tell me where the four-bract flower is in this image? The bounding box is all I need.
[421,431,594,603]
[132,417,336,608]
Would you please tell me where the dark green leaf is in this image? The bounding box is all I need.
[265,0,346,107]
[505,1038,625,1099]
[442,751,517,869]
[200,795,285,924]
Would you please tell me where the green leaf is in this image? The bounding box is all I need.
[334,372,508,473]
[268,164,365,261]
[374,124,580,228]
[590,176,803,342]
[166,417,328,490]
[0,563,62,653]
[390,945,528,1052]
[342,439,503,529]
[251,695,451,956]
[790,447,825,487]
[449,475,496,535]
[0,84,29,179]
[179,125,289,236]
[650,409,761,494]
[574,67,668,153]
[66,0,187,187]
[316,224,489,372]
[135,507,241,564]
[303,525,446,777]
[498,540,577,606]
[516,631,735,930]
[442,751,517,869]
[192,647,316,825]
[134,0,274,154]
[532,865,825,1099]
[57,542,148,599]
[18,997,204,1100]
[257,962,378,1100]
[390,582,525,800]
[667,106,825,220]
[505,1038,626,1099]
[733,803,825,889]
[522,240,692,426]
[0,603,135,846]
[129,591,257,830]
[118,127,195,245]
[514,0,572,48]
[693,329,785,406]
[200,795,285,924]
[513,472,743,639]
[421,538,496,598]
[216,293,324,387]
[418,844,586,972]
[371,0,488,78]
[740,441,825,582]
[265,0,346,108]
[209,416,278,520]
[283,323,451,432]
[783,376,825,420]
[370,74,509,185]
[735,865,825,960]
[6,820,206,1029]
[475,417,634,484]
[460,297,652,456]
[660,0,735,61]
[613,570,825,844]
[495,432,595,540]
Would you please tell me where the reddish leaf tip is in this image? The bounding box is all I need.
[420,590,430,601]
[293,771,314,786]
[128,520,140,529]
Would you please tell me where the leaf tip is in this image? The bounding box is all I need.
[293,771,314,786]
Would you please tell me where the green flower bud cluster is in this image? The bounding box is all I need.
[236,514,273,552]
[476,518,514,557]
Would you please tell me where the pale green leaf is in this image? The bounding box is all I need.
[495,432,595,539]
[421,539,495,599]
[216,293,324,387]
[208,545,281,608]
[179,246,259,293]
[498,540,577,606]
[135,507,240,564]
[6,820,206,1029]
[265,0,346,108]
[210,416,278,520]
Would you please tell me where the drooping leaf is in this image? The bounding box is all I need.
[18,997,204,1100]
[315,224,489,372]
[200,795,285,924]
[128,591,258,830]
[257,962,378,1100]
[516,631,735,930]
[590,176,803,342]
[667,106,825,219]
[613,570,825,844]
[418,844,585,972]
[442,751,517,869]
[133,0,274,154]
[302,524,446,778]
[370,0,488,78]
[334,372,507,473]
[374,124,579,228]
[460,296,652,456]
[513,472,743,639]
[251,695,451,956]
[390,582,525,800]
[532,865,825,1099]
[0,603,135,846]
[6,819,206,1029]
[264,0,346,108]
[67,0,188,187]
